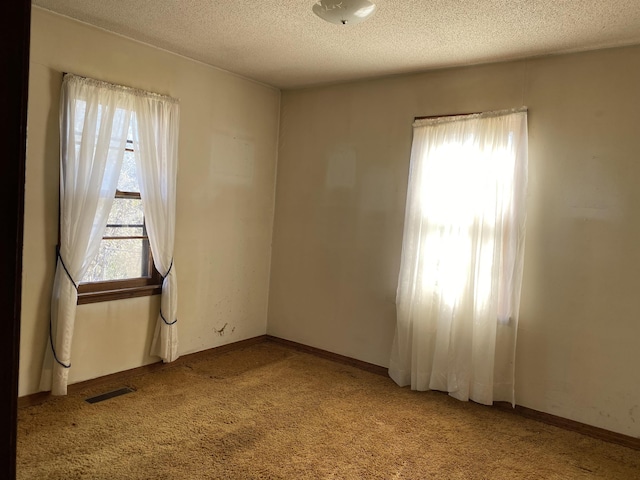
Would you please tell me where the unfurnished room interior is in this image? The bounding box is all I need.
[7,0,640,478]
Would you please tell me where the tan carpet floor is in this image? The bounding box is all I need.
[17,342,640,479]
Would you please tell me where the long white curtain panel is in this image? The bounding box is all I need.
[41,74,180,395]
[41,75,133,395]
[133,96,180,363]
[389,108,528,406]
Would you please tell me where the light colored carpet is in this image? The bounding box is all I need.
[17,342,640,479]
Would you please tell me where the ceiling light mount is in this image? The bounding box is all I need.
[313,0,376,26]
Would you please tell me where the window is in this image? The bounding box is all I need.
[414,129,517,318]
[389,109,528,405]
[48,74,180,395]
[77,134,162,305]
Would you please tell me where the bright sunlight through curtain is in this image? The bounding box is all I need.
[41,75,180,395]
[389,108,528,406]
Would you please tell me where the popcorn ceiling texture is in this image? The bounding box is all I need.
[32,1,640,88]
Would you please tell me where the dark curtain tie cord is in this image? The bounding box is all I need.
[160,309,178,326]
[51,252,178,366]
[50,247,75,369]
[161,258,174,281]
[57,247,78,290]
[160,257,177,325]
[49,319,71,369]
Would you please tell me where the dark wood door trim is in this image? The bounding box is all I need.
[0,0,31,477]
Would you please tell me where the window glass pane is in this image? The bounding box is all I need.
[82,239,149,282]
[80,123,153,285]
[106,198,144,238]
[117,147,140,192]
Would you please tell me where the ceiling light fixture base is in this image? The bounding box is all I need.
[312,0,376,26]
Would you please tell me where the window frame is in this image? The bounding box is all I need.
[75,142,163,305]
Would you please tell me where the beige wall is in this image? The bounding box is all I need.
[20,8,280,396]
[269,46,640,437]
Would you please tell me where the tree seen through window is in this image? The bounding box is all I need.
[81,136,152,283]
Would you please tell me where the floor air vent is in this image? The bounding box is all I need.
[85,387,135,404]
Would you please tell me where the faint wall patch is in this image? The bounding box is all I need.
[562,155,624,220]
[359,166,394,212]
[211,131,255,186]
[325,146,357,189]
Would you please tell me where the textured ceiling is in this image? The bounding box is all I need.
[33,0,640,89]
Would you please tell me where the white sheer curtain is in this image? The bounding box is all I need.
[132,96,180,362]
[41,75,180,395]
[41,75,133,395]
[389,108,528,406]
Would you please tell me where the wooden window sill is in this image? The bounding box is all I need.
[77,284,162,305]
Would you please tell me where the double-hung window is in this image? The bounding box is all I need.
[77,130,162,304]
[48,73,180,396]
[390,108,528,405]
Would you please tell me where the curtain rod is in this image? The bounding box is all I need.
[414,112,481,120]
[61,72,178,104]
[415,106,527,121]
